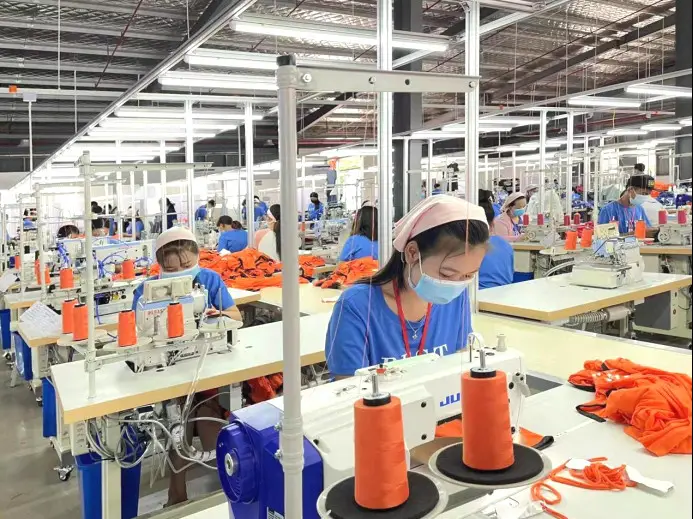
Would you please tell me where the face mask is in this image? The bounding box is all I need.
[407,252,473,305]
[632,194,649,206]
[513,208,526,217]
[160,264,201,280]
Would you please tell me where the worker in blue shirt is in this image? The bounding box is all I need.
[325,195,489,376]
[339,205,379,262]
[241,196,268,223]
[22,209,36,230]
[478,193,514,289]
[307,192,325,221]
[432,183,443,195]
[216,215,248,253]
[125,217,145,240]
[195,199,215,221]
[131,226,242,506]
[598,174,654,235]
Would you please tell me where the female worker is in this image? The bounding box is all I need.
[307,192,324,221]
[131,227,242,506]
[325,195,489,375]
[217,215,248,253]
[478,191,514,289]
[339,205,379,261]
[493,192,527,242]
[256,204,281,261]
[125,215,145,240]
[57,224,80,239]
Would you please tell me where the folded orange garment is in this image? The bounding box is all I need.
[299,255,326,278]
[435,419,554,450]
[569,358,692,456]
[314,257,379,289]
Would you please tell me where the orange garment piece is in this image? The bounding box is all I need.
[435,419,553,450]
[314,257,379,289]
[247,373,284,404]
[569,358,692,456]
[298,255,326,278]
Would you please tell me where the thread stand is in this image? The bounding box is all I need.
[428,350,551,490]
[316,373,448,519]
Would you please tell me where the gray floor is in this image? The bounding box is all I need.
[0,362,220,519]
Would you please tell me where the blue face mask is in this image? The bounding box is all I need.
[513,208,526,217]
[160,264,201,280]
[407,252,473,305]
[632,194,649,206]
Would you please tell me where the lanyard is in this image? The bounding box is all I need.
[393,281,432,358]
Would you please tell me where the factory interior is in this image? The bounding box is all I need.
[1,0,692,518]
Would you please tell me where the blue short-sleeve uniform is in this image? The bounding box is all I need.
[339,235,379,262]
[132,268,235,312]
[479,236,514,290]
[194,206,208,221]
[126,220,145,238]
[325,283,473,376]
[493,203,501,217]
[598,201,651,234]
[307,202,324,221]
[218,229,248,253]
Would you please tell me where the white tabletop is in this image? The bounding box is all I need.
[478,272,692,321]
[258,284,341,315]
[227,288,261,306]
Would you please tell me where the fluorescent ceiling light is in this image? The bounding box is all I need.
[519,142,539,149]
[158,71,277,91]
[442,123,513,133]
[479,116,541,126]
[568,96,642,108]
[100,118,237,131]
[411,131,465,139]
[606,129,649,136]
[115,106,264,121]
[626,84,692,98]
[317,147,378,157]
[230,14,449,52]
[679,118,692,126]
[87,128,218,140]
[325,117,367,123]
[640,123,682,131]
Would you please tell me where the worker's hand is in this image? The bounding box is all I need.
[519,233,529,241]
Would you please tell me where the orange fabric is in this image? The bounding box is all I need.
[298,255,326,278]
[435,419,550,450]
[314,257,379,289]
[569,358,692,456]
[531,457,635,519]
[247,373,283,403]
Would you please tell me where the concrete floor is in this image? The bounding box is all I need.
[0,362,220,519]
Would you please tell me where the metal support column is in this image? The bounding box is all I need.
[511,151,517,193]
[539,110,547,212]
[244,103,255,247]
[185,100,195,232]
[275,56,303,519]
[142,168,148,235]
[402,138,410,213]
[115,140,123,237]
[465,0,480,206]
[427,139,433,197]
[565,112,574,216]
[377,0,394,262]
[583,135,590,203]
[484,155,489,190]
[160,141,168,231]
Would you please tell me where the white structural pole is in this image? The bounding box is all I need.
[28,101,34,172]
[539,110,547,213]
[583,135,590,203]
[36,188,47,298]
[402,138,410,213]
[565,112,574,216]
[427,139,433,197]
[484,155,489,190]
[244,103,255,247]
[160,141,168,231]
[668,148,675,185]
[129,171,136,241]
[465,0,480,207]
[185,100,195,233]
[301,156,307,217]
[511,151,517,193]
[377,0,393,262]
[275,55,303,519]
[81,152,96,400]
[115,140,123,237]
[142,168,148,235]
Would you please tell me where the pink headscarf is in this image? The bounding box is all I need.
[393,195,487,252]
[501,192,526,212]
[155,226,196,253]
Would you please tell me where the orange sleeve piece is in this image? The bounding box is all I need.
[315,257,379,289]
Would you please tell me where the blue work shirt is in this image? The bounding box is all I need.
[218,229,248,253]
[479,236,514,290]
[125,220,145,239]
[23,218,36,230]
[194,205,208,221]
[242,202,268,222]
[325,283,473,376]
[339,235,379,262]
[598,201,651,234]
[166,212,177,229]
[132,268,235,312]
[493,203,501,217]
[307,201,324,221]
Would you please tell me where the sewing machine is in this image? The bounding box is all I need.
[658,211,692,246]
[570,237,645,289]
[195,220,218,249]
[217,343,527,519]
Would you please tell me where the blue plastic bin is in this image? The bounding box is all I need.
[13,332,32,381]
[76,436,143,519]
[0,308,11,351]
[42,378,57,438]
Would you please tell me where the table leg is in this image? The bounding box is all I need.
[102,420,122,519]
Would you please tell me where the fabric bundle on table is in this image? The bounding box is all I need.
[298,255,326,278]
[569,358,692,456]
[314,257,379,289]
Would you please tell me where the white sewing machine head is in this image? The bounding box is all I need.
[136,276,206,337]
[570,234,644,289]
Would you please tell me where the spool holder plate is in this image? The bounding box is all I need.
[99,336,153,351]
[316,471,448,519]
[56,329,108,347]
[428,442,552,490]
[152,329,200,345]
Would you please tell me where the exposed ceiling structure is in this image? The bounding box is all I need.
[0,0,681,175]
